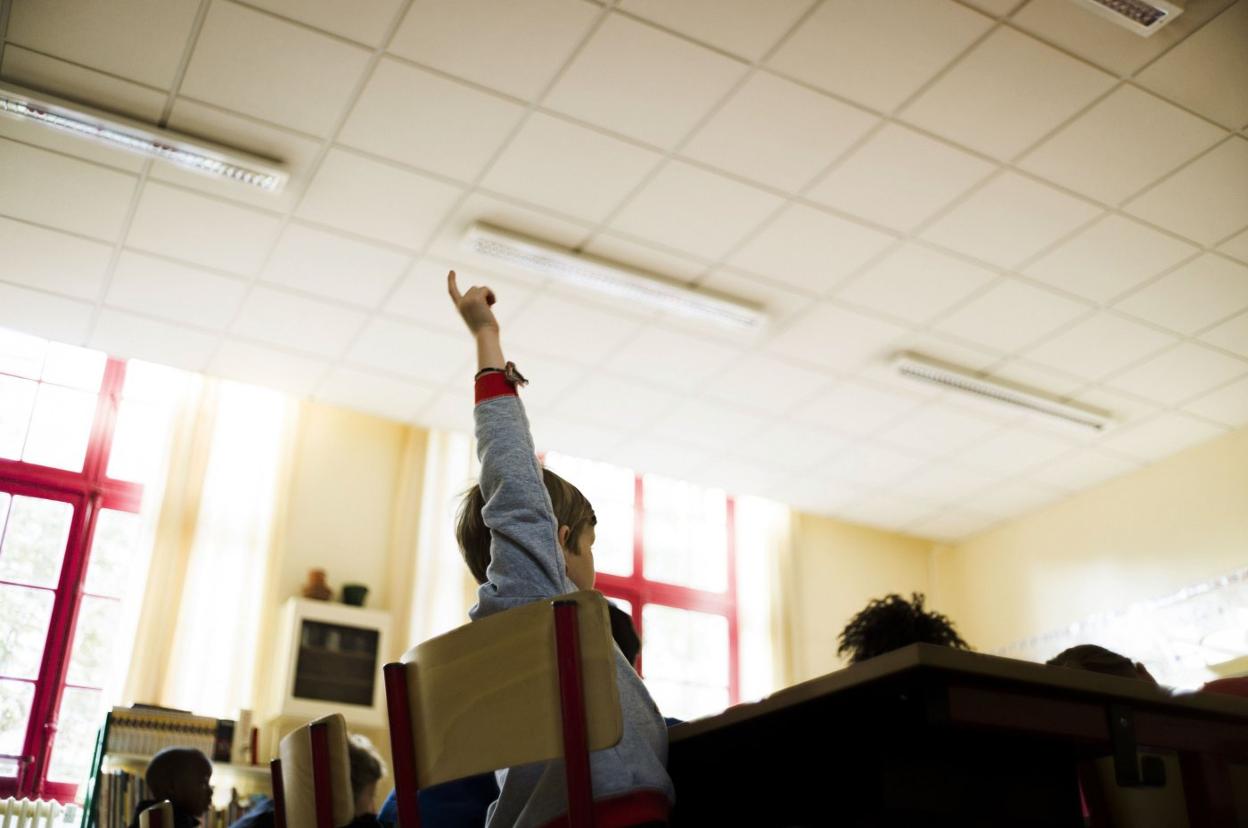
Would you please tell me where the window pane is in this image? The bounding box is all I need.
[0,584,55,679]
[0,328,46,380]
[0,678,36,756]
[22,385,96,471]
[84,509,142,597]
[645,678,729,723]
[0,495,74,588]
[544,452,635,577]
[47,686,103,783]
[40,342,106,391]
[642,604,730,721]
[642,475,727,592]
[0,375,38,460]
[122,359,188,404]
[66,596,120,687]
[107,400,168,483]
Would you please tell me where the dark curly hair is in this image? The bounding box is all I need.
[837,592,969,664]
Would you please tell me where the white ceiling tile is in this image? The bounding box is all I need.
[0,139,136,241]
[878,403,1004,458]
[1019,86,1227,205]
[836,244,997,324]
[0,282,94,345]
[839,493,944,533]
[1022,214,1198,304]
[584,233,709,284]
[611,161,785,261]
[126,182,282,275]
[921,172,1103,268]
[1114,253,1248,335]
[820,441,929,487]
[650,397,769,450]
[765,302,909,371]
[885,332,1005,374]
[346,318,470,385]
[263,223,410,308]
[482,113,662,223]
[389,0,598,101]
[1106,342,1248,406]
[1,45,167,122]
[240,0,403,46]
[933,278,1090,353]
[210,339,327,397]
[415,387,474,435]
[1069,386,1161,427]
[297,148,464,249]
[901,27,1116,160]
[530,415,627,461]
[694,457,786,498]
[1011,0,1236,77]
[966,477,1067,518]
[605,436,711,481]
[1201,311,1248,359]
[809,124,996,232]
[501,347,587,414]
[555,373,677,431]
[1031,448,1141,492]
[313,367,438,423]
[892,461,999,502]
[733,421,850,473]
[0,216,112,301]
[544,13,747,149]
[340,58,526,183]
[89,308,219,373]
[1023,312,1179,380]
[180,1,372,136]
[1182,374,1248,428]
[426,192,594,270]
[602,325,741,390]
[767,474,862,517]
[957,426,1075,473]
[1125,137,1248,245]
[1135,1,1248,129]
[768,0,992,112]
[987,358,1088,400]
[704,353,833,416]
[155,98,326,213]
[698,267,813,333]
[1099,411,1227,462]
[788,379,925,435]
[1219,227,1248,265]
[619,0,815,61]
[906,507,999,542]
[7,0,199,88]
[728,204,896,295]
[231,286,367,357]
[386,258,535,334]
[106,250,247,330]
[683,72,878,193]
[506,292,646,365]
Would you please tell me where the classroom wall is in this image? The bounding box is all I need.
[786,513,933,682]
[933,425,1248,654]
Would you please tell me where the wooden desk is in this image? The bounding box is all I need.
[668,644,1248,827]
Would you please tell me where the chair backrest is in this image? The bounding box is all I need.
[277,713,354,828]
[137,801,173,828]
[388,590,622,789]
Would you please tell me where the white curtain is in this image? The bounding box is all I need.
[735,496,797,697]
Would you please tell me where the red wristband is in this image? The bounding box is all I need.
[475,371,518,404]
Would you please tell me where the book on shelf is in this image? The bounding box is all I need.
[105,706,237,762]
[94,768,262,828]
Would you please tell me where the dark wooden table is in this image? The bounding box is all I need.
[668,644,1248,827]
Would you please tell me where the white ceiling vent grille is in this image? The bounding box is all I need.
[1072,0,1184,36]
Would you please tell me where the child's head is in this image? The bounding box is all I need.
[838,592,969,664]
[347,734,386,816]
[1047,644,1157,684]
[457,467,597,591]
[145,748,213,815]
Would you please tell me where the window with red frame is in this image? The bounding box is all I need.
[0,329,176,802]
[543,452,738,722]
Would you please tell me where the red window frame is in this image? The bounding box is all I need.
[0,357,141,802]
[594,475,741,706]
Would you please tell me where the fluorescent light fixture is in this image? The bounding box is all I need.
[1073,0,1183,35]
[463,223,767,331]
[0,82,287,192]
[893,353,1114,433]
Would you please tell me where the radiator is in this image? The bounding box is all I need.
[0,799,79,828]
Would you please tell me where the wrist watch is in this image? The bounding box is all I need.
[475,361,528,387]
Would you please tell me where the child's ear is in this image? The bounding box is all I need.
[558,524,571,551]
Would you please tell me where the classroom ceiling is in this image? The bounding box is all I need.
[1,0,1247,542]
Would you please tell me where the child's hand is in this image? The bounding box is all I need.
[447,270,499,337]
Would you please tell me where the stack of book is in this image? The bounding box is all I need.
[105,706,238,763]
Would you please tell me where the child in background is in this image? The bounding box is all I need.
[446,271,673,828]
[837,593,970,664]
[129,748,213,828]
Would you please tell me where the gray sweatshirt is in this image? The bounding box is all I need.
[470,391,674,828]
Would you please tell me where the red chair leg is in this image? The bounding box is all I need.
[270,759,287,828]
[310,721,335,828]
[554,600,594,828]
[384,662,423,828]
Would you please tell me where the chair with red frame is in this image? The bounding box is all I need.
[384,590,623,828]
[269,713,354,828]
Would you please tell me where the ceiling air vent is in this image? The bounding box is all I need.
[1073,0,1184,36]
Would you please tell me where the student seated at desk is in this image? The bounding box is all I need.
[837,592,969,663]
[1047,644,1158,684]
[130,748,214,828]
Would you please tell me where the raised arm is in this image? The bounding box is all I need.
[447,272,570,614]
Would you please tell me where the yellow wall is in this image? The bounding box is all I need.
[787,513,932,682]
[934,426,1248,653]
